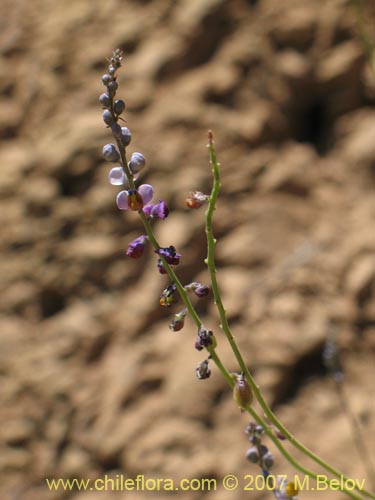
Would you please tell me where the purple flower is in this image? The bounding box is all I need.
[143,200,169,219]
[126,235,148,259]
[116,184,154,211]
[155,246,181,265]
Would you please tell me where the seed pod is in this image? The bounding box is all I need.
[233,374,253,410]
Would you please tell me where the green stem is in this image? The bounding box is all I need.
[138,211,202,329]
[205,134,375,500]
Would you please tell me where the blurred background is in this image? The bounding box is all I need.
[0,0,374,499]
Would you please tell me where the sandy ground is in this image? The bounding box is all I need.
[0,1,374,499]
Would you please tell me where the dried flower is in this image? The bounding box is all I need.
[155,246,181,266]
[185,191,209,209]
[196,359,211,380]
[169,309,187,331]
[160,284,178,307]
[185,282,210,297]
[126,235,148,259]
[194,327,216,351]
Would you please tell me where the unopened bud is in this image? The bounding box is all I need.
[246,447,259,463]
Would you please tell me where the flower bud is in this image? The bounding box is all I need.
[111,123,122,138]
[108,65,116,76]
[99,93,111,108]
[103,143,120,162]
[246,447,259,463]
[233,374,253,410]
[109,167,126,186]
[120,127,132,147]
[101,74,112,86]
[262,451,274,469]
[116,190,129,210]
[114,99,126,115]
[103,109,115,126]
[107,80,118,95]
[129,152,146,174]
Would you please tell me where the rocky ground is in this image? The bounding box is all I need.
[0,0,374,499]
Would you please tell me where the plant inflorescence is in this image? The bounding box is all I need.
[99,49,374,500]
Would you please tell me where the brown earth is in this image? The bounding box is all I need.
[0,1,374,500]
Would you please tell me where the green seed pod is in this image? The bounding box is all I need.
[233,374,253,410]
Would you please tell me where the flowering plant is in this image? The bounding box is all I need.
[99,49,374,500]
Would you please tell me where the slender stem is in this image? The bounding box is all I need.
[138,210,202,329]
[205,134,375,500]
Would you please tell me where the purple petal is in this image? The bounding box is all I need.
[138,184,154,206]
[109,167,126,186]
[116,190,129,210]
[126,234,147,258]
